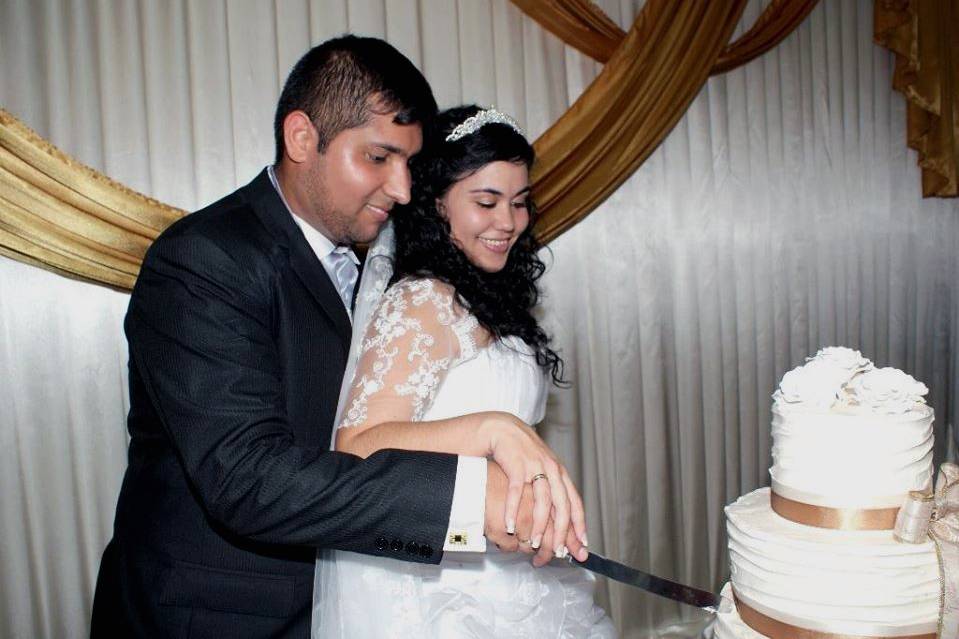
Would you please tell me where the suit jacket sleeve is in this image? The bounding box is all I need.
[126,228,457,561]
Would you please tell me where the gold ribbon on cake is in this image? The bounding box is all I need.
[770,490,900,530]
[732,590,938,639]
[894,463,959,639]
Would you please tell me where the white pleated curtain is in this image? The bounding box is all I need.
[1,1,957,637]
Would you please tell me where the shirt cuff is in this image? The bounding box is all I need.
[443,455,487,552]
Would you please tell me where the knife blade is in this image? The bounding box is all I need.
[558,551,720,613]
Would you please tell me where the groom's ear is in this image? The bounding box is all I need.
[283,110,318,164]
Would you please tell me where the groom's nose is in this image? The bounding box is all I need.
[383,163,412,205]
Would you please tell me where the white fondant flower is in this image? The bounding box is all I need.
[775,359,850,410]
[810,346,873,372]
[844,367,928,414]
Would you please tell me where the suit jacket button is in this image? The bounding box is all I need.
[375,537,388,551]
[390,539,403,552]
[419,544,433,558]
[405,541,419,555]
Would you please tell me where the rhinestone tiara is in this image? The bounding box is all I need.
[444,107,525,143]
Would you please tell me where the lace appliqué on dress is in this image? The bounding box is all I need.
[340,278,479,428]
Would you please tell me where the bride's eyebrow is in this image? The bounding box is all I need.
[468,186,532,197]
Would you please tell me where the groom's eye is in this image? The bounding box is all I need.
[366,152,387,163]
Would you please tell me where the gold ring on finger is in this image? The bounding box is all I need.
[530,472,548,483]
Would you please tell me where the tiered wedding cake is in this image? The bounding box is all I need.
[710,347,949,639]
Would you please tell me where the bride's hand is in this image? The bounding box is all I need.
[478,412,587,557]
[531,519,589,567]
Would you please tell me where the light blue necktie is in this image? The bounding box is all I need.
[322,246,358,318]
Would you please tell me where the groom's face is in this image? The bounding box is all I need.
[303,110,422,245]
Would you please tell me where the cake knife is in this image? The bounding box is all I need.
[559,552,720,613]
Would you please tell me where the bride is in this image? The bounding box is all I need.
[313,105,616,637]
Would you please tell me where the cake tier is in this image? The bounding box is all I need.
[708,583,766,639]
[770,404,934,508]
[726,488,939,635]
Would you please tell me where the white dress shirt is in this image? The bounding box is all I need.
[267,166,487,552]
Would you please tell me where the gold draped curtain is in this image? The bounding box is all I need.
[521,0,824,241]
[0,110,183,290]
[0,0,823,291]
[509,0,819,74]
[875,0,959,197]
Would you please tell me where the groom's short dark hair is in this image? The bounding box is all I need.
[273,35,437,163]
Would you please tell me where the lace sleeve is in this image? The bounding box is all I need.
[339,277,481,429]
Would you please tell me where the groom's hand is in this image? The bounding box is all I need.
[485,462,588,565]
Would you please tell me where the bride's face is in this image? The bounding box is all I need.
[438,160,531,273]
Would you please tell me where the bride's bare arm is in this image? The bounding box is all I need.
[336,410,510,459]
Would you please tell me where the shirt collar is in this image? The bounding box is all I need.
[267,165,359,265]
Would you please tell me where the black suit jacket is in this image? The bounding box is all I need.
[91,170,457,638]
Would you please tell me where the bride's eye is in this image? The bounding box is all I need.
[476,201,496,209]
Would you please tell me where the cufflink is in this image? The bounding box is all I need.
[447,532,468,546]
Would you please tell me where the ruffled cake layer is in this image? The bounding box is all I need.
[723,489,939,636]
[770,405,934,509]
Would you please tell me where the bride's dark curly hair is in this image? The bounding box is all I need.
[391,105,566,385]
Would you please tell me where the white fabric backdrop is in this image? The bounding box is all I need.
[1,1,958,637]
[539,2,959,634]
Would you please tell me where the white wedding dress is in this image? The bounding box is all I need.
[313,276,616,638]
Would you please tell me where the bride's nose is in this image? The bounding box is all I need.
[491,203,516,232]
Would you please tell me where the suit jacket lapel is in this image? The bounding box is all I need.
[241,170,352,349]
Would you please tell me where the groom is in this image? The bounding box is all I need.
[91,36,577,638]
